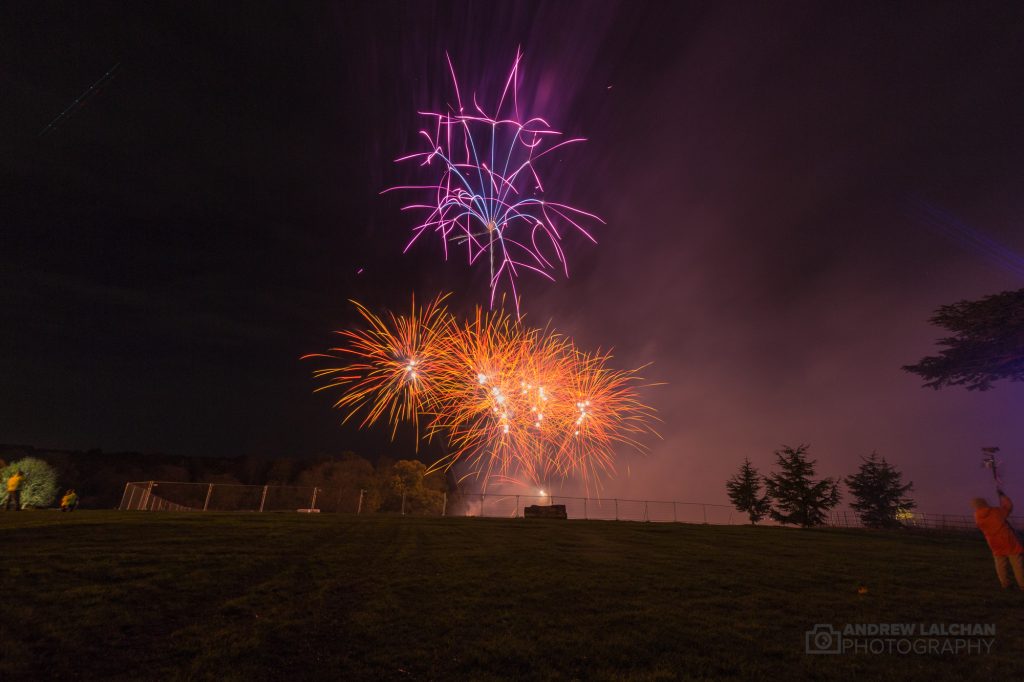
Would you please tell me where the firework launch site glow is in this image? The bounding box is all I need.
[303,294,658,494]
[384,50,603,316]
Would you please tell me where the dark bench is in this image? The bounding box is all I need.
[524,504,567,519]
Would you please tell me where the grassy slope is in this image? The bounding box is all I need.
[1,512,1022,681]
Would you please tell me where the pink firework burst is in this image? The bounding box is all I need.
[384,50,602,315]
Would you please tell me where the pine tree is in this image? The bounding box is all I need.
[764,444,840,527]
[845,452,915,529]
[725,459,771,524]
[903,288,1024,390]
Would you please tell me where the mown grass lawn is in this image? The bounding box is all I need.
[1,511,1021,680]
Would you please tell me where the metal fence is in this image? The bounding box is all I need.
[827,509,1020,532]
[118,481,739,523]
[119,481,1002,532]
[121,481,334,513]
[464,493,737,523]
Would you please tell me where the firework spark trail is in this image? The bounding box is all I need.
[304,296,658,493]
[383,50,603,316]
[300,293,455,445]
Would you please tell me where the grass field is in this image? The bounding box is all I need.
[1,512,1022,680]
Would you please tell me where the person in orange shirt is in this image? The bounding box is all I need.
[973,490,1024,590]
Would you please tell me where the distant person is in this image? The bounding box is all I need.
[4,470,24,511]
[61,489,79,512]
[973,490,1024,590]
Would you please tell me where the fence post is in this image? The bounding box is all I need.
[311,487,319,510]
[357,489,365,515]
[480,492,485,517]
[442,492,447,517]
[673,501,677,523]
[125,484,137,511]
[515,495,519,518]
[614,498,618,521]
[141,481,155,511]
[203,483,213,512]
[401,490,406,516]
[584,497,588,520]
[644,501,649,522]
[259,485,268,513]
[118,482,131,510]
[702,504,707,524]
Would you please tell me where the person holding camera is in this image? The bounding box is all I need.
[972,490,1024,590]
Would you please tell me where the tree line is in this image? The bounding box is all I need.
[0,445,447,512]
[725,445,915,528]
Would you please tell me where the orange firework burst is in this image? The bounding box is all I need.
[300,293,454,444]
[304,295,658,491]
[553,348,658,487]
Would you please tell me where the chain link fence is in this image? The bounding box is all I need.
[449,492,737,523]
[120,481,1001,532]
[119,480,739,523]
[120,481,352,513]
[827,509,1018,532]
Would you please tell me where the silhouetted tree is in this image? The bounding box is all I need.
[379,460,445,514]
[903,288,1024,390]
[240,455,270,485]
[154,464,189,482]
[845,453,915,529]
[296,452,377,513]
[266,458,295,484]
[725,459,771,525]
[764,445,840,527]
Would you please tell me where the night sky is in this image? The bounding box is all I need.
[3,2,1023,512]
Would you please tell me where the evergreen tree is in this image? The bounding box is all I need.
[725,459,771,524]
[764,445,840,527]
[903,288,1024,390]
[844,452,915,529]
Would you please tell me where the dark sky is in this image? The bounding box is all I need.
[3,1,1023,512]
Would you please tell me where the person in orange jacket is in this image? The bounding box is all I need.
[60,489,79,512]
[973,490,1024,590]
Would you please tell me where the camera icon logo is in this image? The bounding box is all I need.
[805,624,843,654]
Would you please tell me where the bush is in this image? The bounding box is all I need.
[2,458,60,509]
